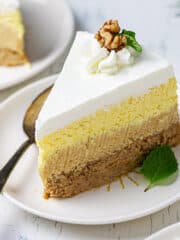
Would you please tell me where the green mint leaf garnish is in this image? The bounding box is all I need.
[114,29,142,52]
[121,29,136,38]
[121,29,142,53]
[141,145,178,192]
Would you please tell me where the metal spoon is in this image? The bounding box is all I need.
[0,86,52,192]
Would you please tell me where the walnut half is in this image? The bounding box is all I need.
[95,20,127,51]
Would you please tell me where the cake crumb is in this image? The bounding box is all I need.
[43,191,50,199]
[106,184,111,192]
[126,175,139,186]
[119,176,125,189]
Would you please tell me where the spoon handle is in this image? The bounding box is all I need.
[0,139,32,193]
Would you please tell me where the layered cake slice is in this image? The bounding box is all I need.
[0,0,28,66]
[36,20,179,198]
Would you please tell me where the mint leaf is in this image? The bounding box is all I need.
[121,29,135,38]
[141,145,178,191]
[121,29,142,53]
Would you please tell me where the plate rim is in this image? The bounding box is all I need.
[146,222,180,239]
[0,0,75,90]
[0,75,180,225]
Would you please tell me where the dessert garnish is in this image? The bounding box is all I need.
[87,19,142,74]
[95,20,142,52]
[95,20,127,51]
[141,145,178,192]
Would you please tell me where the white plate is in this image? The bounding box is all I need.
[146,222,180,239]
[1,75,180,225]
[0,0,74,90]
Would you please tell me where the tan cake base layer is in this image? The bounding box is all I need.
[0,49,28,66]
[44,123,180,198]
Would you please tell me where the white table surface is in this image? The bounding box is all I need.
[0,0,180,239]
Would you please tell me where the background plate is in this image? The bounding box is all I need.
[0,75,180,225]
[0,0,74,90]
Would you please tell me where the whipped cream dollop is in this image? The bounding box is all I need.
[0,0,19,13]
[87,39,137,75]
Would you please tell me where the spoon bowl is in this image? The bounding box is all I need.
[23,87,52,142]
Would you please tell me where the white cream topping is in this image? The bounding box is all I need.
[36,31,174,140]
[98,50,119,74]
[86,38,137,74]
[0,0,19,13]
[87,47,109,73]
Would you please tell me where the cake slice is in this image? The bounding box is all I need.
[0,0,28,66]
[36,20,179,198]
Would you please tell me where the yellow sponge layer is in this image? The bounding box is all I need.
[38,78,177,153]
[0,10,24,38]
